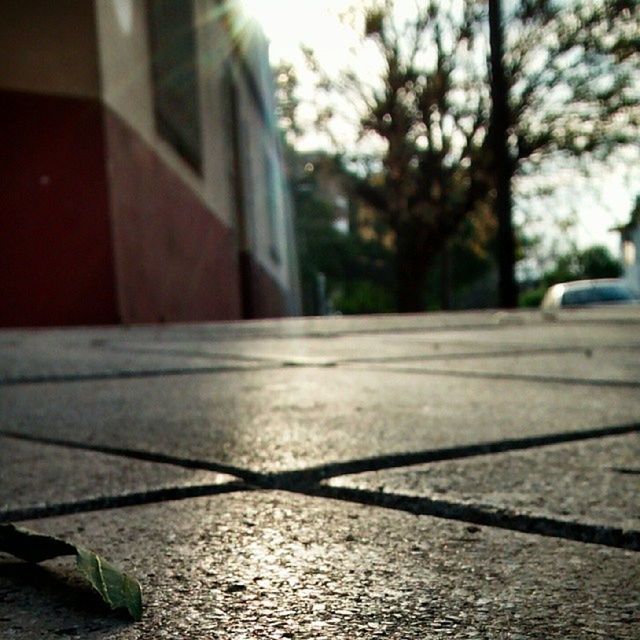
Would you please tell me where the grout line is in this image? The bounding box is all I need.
[141,316,640,340]
[0,431,264,485]
[4,343,639,387]
[104,341,640,368]
[103,344,606,370]
[3,361,637,389]
[2,424,638,551]
[270,422,640,484]
[102,342,286,366]
[4,423,638,488]
[298,484,640,552]
[3,474,637,553]
[338,346,592,364]
[0,481,252,524]
[350,364,640,388]
[0,364,280,387]
[4,423,638,489]
[609,467,640,475]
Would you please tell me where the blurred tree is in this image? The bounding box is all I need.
[577,245,624,280]
[629,194,640,226]
[273,61,302,145]
[332,2,495,311]
[293,175,394,314]
[304,0,640,312]
[274,64,394,314]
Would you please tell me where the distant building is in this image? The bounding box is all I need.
[613,199,640,294]
[0,0,300,327]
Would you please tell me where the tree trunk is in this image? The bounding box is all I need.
[396,266,428,312]
[395,228,429,312]
[489,0,518,308]
[440,245,452,310]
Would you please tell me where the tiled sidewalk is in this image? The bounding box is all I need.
[1,308,639,638]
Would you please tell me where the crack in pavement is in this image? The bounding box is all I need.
[2,422,639,551]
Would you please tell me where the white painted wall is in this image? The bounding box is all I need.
[0,0,100,97]
[95,0,298,306]
[95,0,236,227]
[233,30,293,290]
[622,226,640,294]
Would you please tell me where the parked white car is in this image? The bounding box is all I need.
[540,278,639,310]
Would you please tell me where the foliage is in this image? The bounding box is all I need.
[545,245,622,284]
[293,172,394,315]
[518,286,546,308]
[508,0,639,168]
[275,62,396,315]
[273,61,302,144]
[629,194,640,226]
[302,0,640,312]
[325,1,496,311]
[332,279,395,314]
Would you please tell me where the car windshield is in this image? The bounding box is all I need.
[561,284,634,306]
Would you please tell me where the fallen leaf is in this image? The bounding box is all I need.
[0,523,142,620]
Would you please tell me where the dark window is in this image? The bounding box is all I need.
[147,0,202,172]
[561,284,634,306]
[592,285,634,302]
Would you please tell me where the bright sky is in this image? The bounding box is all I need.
[240,0,359,68]
[240,0,638,260]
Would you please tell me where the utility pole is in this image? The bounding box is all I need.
[489,0,518,308]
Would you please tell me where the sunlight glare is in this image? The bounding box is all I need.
[238,0,359,67]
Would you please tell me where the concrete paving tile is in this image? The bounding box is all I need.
[1,492,637,639]
[0,439,233,515]
[374,321,640,352]
[0,313,511,355]
[328,434,640,531]
[93,305,639,339]
[97,310,640,365]
[364,347,640,384]
[103,334,518,367]
[0,331,264,383]
[3,311,639,376]
[2,367,639,472]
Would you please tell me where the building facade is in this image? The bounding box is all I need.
[617,215,640,295]
[0,0,300,327]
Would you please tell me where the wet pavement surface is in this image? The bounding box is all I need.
[1,308,639,638]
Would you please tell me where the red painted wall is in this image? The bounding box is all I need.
[104,110,243,323]
[0,90,118,327]
[240,251,289,319]
[1,90,287,326]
